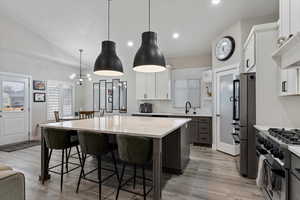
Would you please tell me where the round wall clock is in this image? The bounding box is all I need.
[215,36,235,61]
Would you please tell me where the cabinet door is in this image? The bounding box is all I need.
[290,0,300,35]
[287,68,299,95]
[156,69,171,100]
[279,0,291,40]
[136,72,147,99]
[279,69,288,96]
[244,33,256,72]
[279,68,298,96]
[145,73,156,99]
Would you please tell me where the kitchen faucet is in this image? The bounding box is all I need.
[185,101,192,114]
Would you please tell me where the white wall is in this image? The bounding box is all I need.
[167,55,212,69]
[211,15,278,71]
[256,27,300,127]
[0,13,80,138]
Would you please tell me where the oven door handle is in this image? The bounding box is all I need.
[264,159,285,178]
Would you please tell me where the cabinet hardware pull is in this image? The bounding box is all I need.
[282,81,287,93]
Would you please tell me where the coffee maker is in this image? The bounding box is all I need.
[139,103,153,113]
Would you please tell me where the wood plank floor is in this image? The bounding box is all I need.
[0,145,264,200]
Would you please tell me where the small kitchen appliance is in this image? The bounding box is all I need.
[139,103,153,113]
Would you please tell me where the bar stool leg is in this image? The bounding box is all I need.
[116,164,126,200]
[76,154,86,193]
[142,167,146,200]
[65,148,69,172]
[48,149,53,165]
[133,164,137,189]
[60,149,65,192]
[97,156,102,200]
[75,146,82,166]
[111,151,120,182]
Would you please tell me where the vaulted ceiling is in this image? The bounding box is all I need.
[0,0,278,65]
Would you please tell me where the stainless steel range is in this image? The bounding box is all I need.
[255,128,298,200]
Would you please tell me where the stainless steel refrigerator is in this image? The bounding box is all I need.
[233,73,257,179]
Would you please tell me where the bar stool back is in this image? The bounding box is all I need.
[116,135,153,200]
[43,128,81,192]
[76,131,119,200]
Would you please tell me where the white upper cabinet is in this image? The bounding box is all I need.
[156,69,171,100]
[145,73,156,99]
[279,0,291,43]
[290,0,300,36]
[273,0,300,69]
[279,68,299,96]
[244,32,256,72]
[136,68,171,100]
[136,72,147,99]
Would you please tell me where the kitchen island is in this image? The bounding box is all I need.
[39,115,191,200]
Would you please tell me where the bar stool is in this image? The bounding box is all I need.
[76,131,119,200]
[43,128,82,192]
[115,135,153,200]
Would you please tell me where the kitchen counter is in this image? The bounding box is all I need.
[40,115,191,139]
[132,112,212,117]
[133,113,213,146]
[289,146,300,157]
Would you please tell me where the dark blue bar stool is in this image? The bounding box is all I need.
[43,128,82,192]
[76,131,119,200]
[115,135,153,200]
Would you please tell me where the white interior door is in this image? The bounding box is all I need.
[215,67,239,156]
[0,74,30,145]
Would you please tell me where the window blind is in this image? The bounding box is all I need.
[47,81,74,120]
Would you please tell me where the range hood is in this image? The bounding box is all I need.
[272,32,300,69]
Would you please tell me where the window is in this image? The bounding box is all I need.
[173,79,201,108]
[47,81,74,120]
[2,81,25,112]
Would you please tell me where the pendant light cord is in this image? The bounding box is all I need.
[148,0,151,32]
[79,49,82,78]
[108,0,111,41]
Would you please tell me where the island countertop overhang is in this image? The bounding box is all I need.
[40,115,191,139]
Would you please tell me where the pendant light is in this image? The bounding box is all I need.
[133,0,166,73]
[70,49,92,85]
[94,0,124,76]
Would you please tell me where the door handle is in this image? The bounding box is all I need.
[0,115,2,118]
[216,114,221,117]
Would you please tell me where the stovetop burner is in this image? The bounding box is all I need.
[268,128,300,145]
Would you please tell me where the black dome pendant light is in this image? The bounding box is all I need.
[133,0,166,73]
[94,0,124,76]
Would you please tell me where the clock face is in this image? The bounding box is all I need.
[215,36,235,61]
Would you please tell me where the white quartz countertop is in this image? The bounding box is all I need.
[254,125,300,157]
[40,116,191,139]
[132,112,212,117]
[289,146,300,157]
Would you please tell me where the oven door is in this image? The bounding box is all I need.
[263,158,286,200]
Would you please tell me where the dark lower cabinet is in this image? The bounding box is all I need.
[189,117,212,146]
[162,125,190,174]
[290,153,300,200]
[132,114,213,146]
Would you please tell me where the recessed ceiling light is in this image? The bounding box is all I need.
[127,41,134,47]
[212,0,221,5]
[172,33,180,39]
